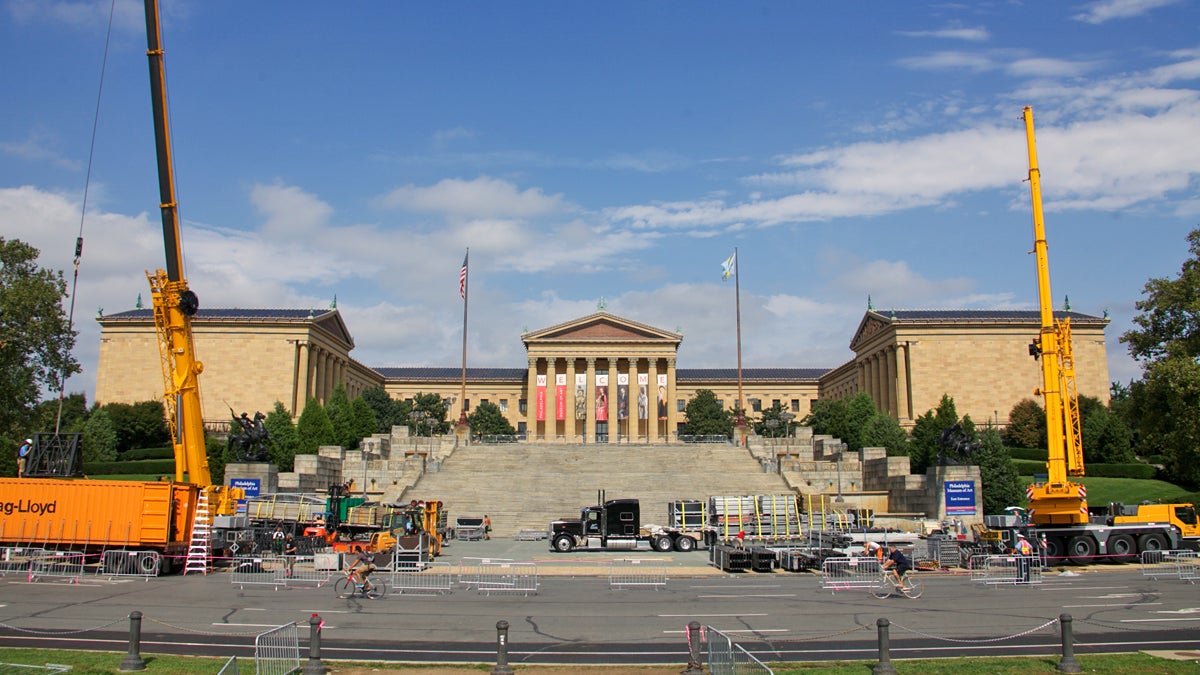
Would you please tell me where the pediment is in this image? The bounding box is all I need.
[523,312,681,346]
[848,311,893,353]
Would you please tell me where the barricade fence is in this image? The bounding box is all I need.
[476,561,539,596]
[100,550,160,577]
[277,554,334,587]
[820,556,882,592]
[1140,549,1197,580]
[705,625,773,675]
[230,555,286,590]
[609,559,668,589]
[29,551,85,583]
[390,561,455,595]
[969,554,1043,585]
[458,557,515,588]
[253,621,300,675]
[0,547,45,576]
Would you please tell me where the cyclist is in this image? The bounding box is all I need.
[349,549,377,591]
[882,542,912,592]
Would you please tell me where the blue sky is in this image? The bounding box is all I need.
[3,0,1199,406]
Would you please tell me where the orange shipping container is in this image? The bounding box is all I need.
[0,478,199,556]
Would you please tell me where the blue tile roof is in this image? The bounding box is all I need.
[677,368,828,381]
[877,309,1106,322]
[101,308,331,320]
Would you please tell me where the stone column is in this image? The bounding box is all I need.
[883,347,896,416]
[526,356,538,441]
[605,357,617,441]
[566,358,577,442]
[895,342,911,422]
[546,357,557,441]
[585,357,596,443]
[628,358,640,443]
[665,358,677,442]
[306,345,318,406]
[647,358,659,444]
[295,341,309,415]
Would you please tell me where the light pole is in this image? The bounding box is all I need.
[780,411,794,448]
[835,451,845,504]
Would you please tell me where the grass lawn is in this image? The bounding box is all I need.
[1020,475,1200,507]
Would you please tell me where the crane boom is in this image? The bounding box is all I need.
[1022,106,1087,526]
[142,0,210,487]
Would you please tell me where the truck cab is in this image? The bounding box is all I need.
[550,499,640,552]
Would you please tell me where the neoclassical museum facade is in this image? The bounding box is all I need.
[94,307,1111,441]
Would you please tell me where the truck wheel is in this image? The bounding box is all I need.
[552,535,574,553]
[1041,536,1066,564]
[652,536,673,552]
[1106,534,1136,562]
[1137,532,1168,554]
[674,536,696,552]
[1067,535,1096,565]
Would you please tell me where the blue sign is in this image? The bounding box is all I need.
[944,480,976,515]
[230,478,261,497]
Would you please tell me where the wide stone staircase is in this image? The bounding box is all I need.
[397,442,794,537]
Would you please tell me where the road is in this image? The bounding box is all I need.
[1,541,1198,667]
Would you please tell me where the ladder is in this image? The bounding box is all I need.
[183,490,212,575]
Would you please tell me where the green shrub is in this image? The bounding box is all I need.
[84,458,175,476]
[1012,459,1046,475]
[121,446,174,461]
[1007,447,1048,461]
[1086,463,1159,479]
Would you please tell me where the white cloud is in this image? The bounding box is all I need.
[1073,0,1181,24]
[0,129,81,171]
[376,176,572,219]
[897,27,990,42]
[4,0,159,33]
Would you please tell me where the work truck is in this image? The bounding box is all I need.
[548,498,705,552]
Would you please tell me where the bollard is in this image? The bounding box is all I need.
[871,617,896,675]
[1057,613,1082,673]
[118,611,146,671]
[681,621,704,675]
[303,613,327,675]
[491,619,514,675]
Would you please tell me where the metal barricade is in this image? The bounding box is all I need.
[1141,549,1194,579]
[100,550,160,577]
[0,547,44,576]
[253,621,300,675]
[476,561,538,596]
[231,555,286,590]
[820,556,881,592]
[458,557,515,588]
[217,655,240,675]
[390,561,455,594]
[1179,551,1199,583]
[706,625,773,675]
[276,555,334,587]
[609,559,668,589]
[29,551,85,583]
[972,555,1042,585]
[967,554,991,582]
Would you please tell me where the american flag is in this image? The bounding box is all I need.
[459,252,468,299]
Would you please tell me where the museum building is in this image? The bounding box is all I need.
[94,306,1111,441]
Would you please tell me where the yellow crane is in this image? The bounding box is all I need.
[1021,106,1088,526]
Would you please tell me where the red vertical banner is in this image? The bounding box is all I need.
[596,374,609,421]
[536,374,546,421]
[555,374,567,421]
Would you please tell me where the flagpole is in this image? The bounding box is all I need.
[458,249,469,427]
[734,246,745,426]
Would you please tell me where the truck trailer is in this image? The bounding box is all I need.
[0,478,202,573]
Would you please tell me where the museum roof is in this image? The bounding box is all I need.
[873,309,1108,323]
[677,368,829,382]
[369,366,829,382]
[373,367,528,381]
[98,308,336,321]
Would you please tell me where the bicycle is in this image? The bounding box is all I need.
[871,569,923,599]
[333,567,386,599]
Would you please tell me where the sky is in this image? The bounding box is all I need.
[2,0,1199,407]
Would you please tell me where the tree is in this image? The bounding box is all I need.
[31,393,89,435]
[325,384,356,450]
[681,389,733,437]
[909,394,961,474]
[468,401,517,437]
[409,392,450,436]
[844,393,877,451]
[860,414,909,456]
[1119,228,1200,486]
[296,397,335,455]
[263,401,298,471]
[974,428,1024,515]
[753,402,794,438]
[361,386,408,435]
[80,407,118,463]
[102,400,170,452]
[1005,398,1046,449]
[802,397,850,441]
[0,238,79,452]
[350,397,377,447]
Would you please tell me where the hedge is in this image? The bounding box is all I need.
[1007,447,1048,461]
[1013,460,1158,480]
[84,458,175,476]
[121,447,174,461]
